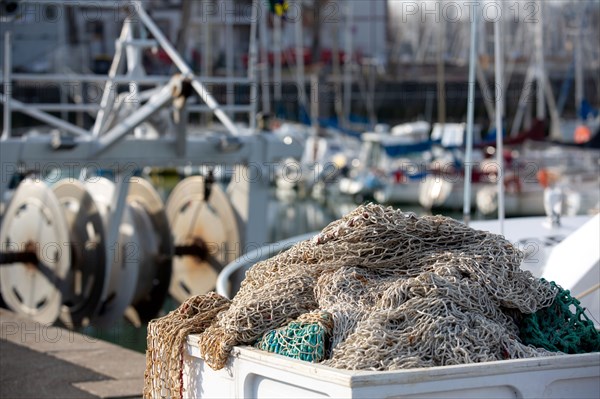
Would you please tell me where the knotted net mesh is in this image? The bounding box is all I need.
[144,204,583,398]
[144,292,231,398]
[254,311,334,362]
[520,280,600,354]
[195,204,558,371]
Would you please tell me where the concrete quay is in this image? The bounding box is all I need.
[0,309,146,399]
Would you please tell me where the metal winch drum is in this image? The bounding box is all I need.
[52,179,107,327]
[0,179,71,324]
[83,177,172,327]
[125,177,172,323]
[83,177,140,327]
[1,173,243,325]
[166,176,242,303]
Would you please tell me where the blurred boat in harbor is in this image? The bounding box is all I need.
[336,122,432,201]
[476,143,600,217]
[274,124,361,195]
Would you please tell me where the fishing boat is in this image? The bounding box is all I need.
[338,122,432,201]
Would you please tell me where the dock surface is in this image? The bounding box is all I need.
[0,309,145,399]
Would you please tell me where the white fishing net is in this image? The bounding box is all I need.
[144,292,231,398]
[145,204,559,398]
[197,204,556,370]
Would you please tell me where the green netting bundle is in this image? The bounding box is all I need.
[520,280,600,354]
[255,311,333,363]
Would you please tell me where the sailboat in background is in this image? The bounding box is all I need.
[474,0,600,218]
[465,1,599,323]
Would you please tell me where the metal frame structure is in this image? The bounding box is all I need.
[0,0,300,248]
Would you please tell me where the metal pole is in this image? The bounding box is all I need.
[10,73,250,84]
[58,3,68,122]
[102,175,130,305]
[3,102,250,114]
[201,0,211,127]
[510,64,536,136]
[343,2,354,128]
[273,13,282,103]
[2,31,12,140]
[248,0,259,131]
[295,0,307,118]
[94,82,176,155]
[475,62,496,124]
[20,0,121,8]
[202,0,212,80]
[367,61,377,126]
[331,0,343,124]
[136,4,240,136]
[494,12,505,235]
[92,21,130,137]
[534,0,545,121]
[463,6,478,225]
[491,6,505,134]
[574,8,584,121]
[1,96,89,136]
[311,73,319,131]
[226,0,235,109]
[76,77,84,127]
[436,1,446,125]
[124,21,142,111]
[259,0,271,114]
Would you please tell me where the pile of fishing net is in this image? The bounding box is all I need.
[144,293,231,398]
[144,204,600,398]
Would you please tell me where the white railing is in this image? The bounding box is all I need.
[216,232,317,299]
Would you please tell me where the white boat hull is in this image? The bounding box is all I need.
[476,181,600,217]
[374,180,421,204]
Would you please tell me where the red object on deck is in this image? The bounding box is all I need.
[574,125,592,144]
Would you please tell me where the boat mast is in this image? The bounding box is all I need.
[436,0,446,125]
[273,9,282,110]
[259,0,271,114]
[535,1,561,140]
[343,1,354,129]
[331,0,343,124]
[311,73,319,134]
[463,3,478,225]
[494,3,505,234]
[534,0,545,122]
[574,4,584,121]
[294,0,307,121]
[248,0,259,130]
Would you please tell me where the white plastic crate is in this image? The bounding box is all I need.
[184,335,600,398]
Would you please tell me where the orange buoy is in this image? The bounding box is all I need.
[574,125,591,144]
[537,169,560,188]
